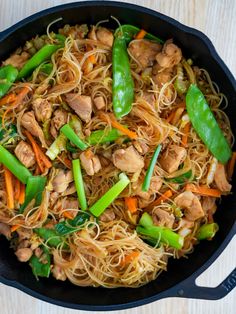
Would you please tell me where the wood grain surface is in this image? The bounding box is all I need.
[0,1,235,314]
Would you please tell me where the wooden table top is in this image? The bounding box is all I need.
[0,1,235,314]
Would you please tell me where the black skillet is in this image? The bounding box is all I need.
[0,1,235,311]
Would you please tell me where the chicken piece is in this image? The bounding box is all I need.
[159,145,186,174]
[14,141,35,168]
[52,170,73,193]
[174,191,205,221]
[178,218,194,237]
[32,98,52,123]
[66,94,92,123]
[140,92,156,107]
[0,222,11,239]
[202,197,217,214]
[21,111,46,146]
[112,145,144,173]
[156,40,182,68]
[100,208,116,222]
[214,163,232,192]
[88,26,97,40]
[128,39,162,69]
[80,151,101,176]
[52,265,67,281]
[93,96,106,110]
[17,239,30,249]
[152,208,175,228]
[50,109,68,138]
[62,198,79,210]
[96,27,114,47]
[16,228,32,241]
[15,248,33,262]
[134,176,162,200]
[133,140,149,155]
[3,52,29,69]
[152,63,173,86]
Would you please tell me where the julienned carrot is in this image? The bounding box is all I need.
[135,29,147,39]
[166,110,175,123]
[100,113,137,139]
[0,93,16,106]
[63,211,74,220]
[88,55,96,64]
[25,130,52,172]
[125,197,138,213]
[10,225,20,233]
[185,184,221,198]
[18,183,25,205]
[181,122,191,147]
[4,167,14,210]
[147,190,173,210]
[14,178,21,201]
[120,251,140,266]
[228,152,236,179]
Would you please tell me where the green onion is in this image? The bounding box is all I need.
[89,173,130,217]
[61,124,88,151]
[72,159,87,211]
[86,128,123,145]
[30,246,51,278]
[196,223,219,240]
[166,169,193,184]
[46,133,67,160]
[0,145,32,184]
[142,144,162,192]
[20,176,46,213]
[139,212,154,228]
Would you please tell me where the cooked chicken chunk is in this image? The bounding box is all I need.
[93,96,106,110]
[134,176,162,200]
[21,111,46,146]
[156,40,182,68]
[128,39,162,68]
[214,163,232,192]
[100,208,116,222]
[50,109,68,138]
[112,145,144,173]
[66,94,92,122]
[152,63,173,86]
[62,198,79,210]
[152,208,175,228]
[15,248,33,262]
[14,141,35,168]
[52,170,73,193]
[32,98,52,123]
[80,151,101,176]
[174,191,204,221]
[52,265,67,281]
[88,26,97,40]
[202,197,216,214]
[133,140,149,155]
[3,52,29,69]
[159,145,186,174]
[0,222,11,239]
[96,27,114,47]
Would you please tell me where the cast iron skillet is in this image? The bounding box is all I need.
[0,1,235,311]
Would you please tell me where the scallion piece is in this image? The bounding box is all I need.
[139,212,154,228]
[46,133,67,160]
[142,144,162,192]
[89,173,130,217]
[196,223,219,240]
[86,128,122,145]
[72,159,87,211]
[61,124,88,151]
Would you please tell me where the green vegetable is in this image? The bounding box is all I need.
[0,120,18,144]
[182,60,196,84]
[174,64,188,95]
[186,84,232,164]
[142,144,162,192]
[72,159,87,211]
[30,246,51,278]
[43,120,51,141]
[61,124,88,151]
[54,34,66,45]
[114,24,163,44]
[90,173,130,217]
[196,223,219,240]
[69,115,82,135]
[46,133,67,160]
[112,31,134,118]
[0,145,32,184]
[18,44,62,80]
[139,212,154,228]
[39,63,53,75]
[20,176,46,213]
[86,128,123,145]
[166,169,192,184]
[34,228,63,248]
[66,141,78,153]
[55,212,90,235]
[0,65,18,98]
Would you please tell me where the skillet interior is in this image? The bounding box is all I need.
[0,1,235,310]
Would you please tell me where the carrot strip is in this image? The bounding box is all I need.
[0,93,16,106]
[135,29,147,39]
[147,190,173,210]
[125,197,138,214]
[14,178,21,201]
[166,110,176,123]
[10,225,20,233]
[185,184,221,198]
[63,211,74,220]
[18,183,25,205]
[100,113,137,139]
[228,152,236,179]
[120,251,140,266]
[4,167,14,210]
[181,122,191,147]
[88,55,96,64]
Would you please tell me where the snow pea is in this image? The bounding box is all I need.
[186,84,232,164]
[166,170,193,184]
[55,212,90,236]
[34,228,64,248]
[30,246,51,278]
[0,65,18,98]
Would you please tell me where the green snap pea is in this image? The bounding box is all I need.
[166,170,193,184]
[34,228,64,248]
[0,65,18,98]
[55,212,90,236]
[30,246,51,278]
[196,223,219,240]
